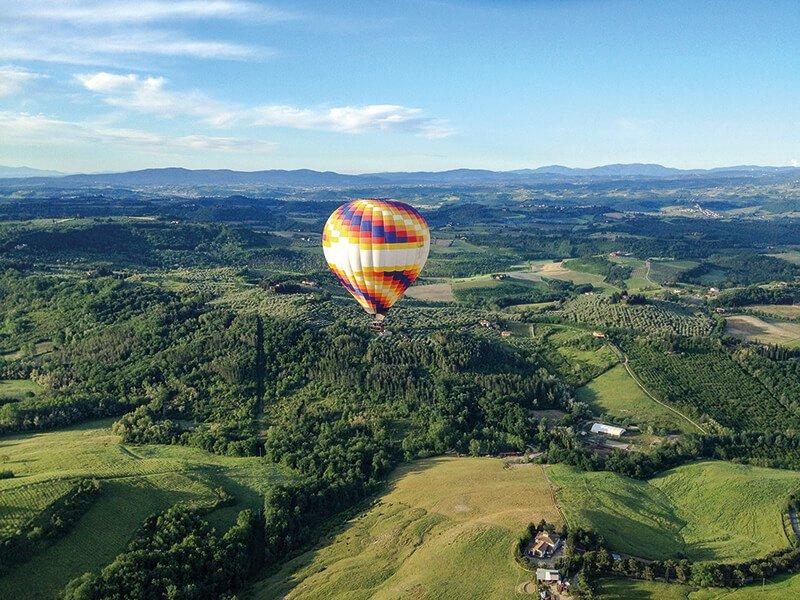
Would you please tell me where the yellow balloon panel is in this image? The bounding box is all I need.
[323,199,430,315]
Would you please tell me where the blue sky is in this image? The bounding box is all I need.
[1,0,798,173]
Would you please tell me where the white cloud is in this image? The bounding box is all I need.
[253,104,427,134]
[0,65,42,97]
[8,1,297,24]
[76,72,236,123]
[0,110,275,153]
[77,71,455,137]
[790,159,799,168]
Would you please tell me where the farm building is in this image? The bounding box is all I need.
[536,569,561,583]
[592,330,606,338]
[529,531,561,558]
[500,330,512,337]
[590,422,626,437]
[602,440,631,451]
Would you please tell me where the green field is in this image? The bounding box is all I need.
[749,304,800,319]
[530,259,618,290]
[577,364,701,433]
[0,420,291,600]
[610,256,663,293]
[648,260,701,286]
[252,457,563,600]
[598,572,800,600]
[598,578,696,600]
[525,324,619,384]
[548,460,800,563]
[768,251,800,266]
[0,379,42,403]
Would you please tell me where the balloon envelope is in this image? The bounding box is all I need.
[323,198,430,316]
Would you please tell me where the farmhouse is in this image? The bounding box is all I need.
[536,568,561,583]
[529,530,561,558]
[590,422,626,437]
[592,330,606,338]
[500,330,512,337]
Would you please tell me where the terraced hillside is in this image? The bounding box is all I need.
[0,420,291,600]
[548,461,800,563]
[252,457,563,600]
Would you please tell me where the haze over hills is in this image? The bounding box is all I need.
[1,164,798,188]
[0,166,65,178]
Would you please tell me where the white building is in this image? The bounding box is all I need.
[590,422,626,438]
[536,568,561,583]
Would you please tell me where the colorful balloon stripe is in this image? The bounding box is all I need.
[323,199,430,316]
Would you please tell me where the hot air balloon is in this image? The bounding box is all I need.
[323,198,430,329]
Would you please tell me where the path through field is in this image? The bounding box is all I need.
[609,343,708,434]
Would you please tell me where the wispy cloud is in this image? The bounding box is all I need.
[252,104,454,137]
[5,1,297,25]
[76,72,236,122]
[0,25,268,64]
[0,110,276,153]
[0,1,278,66]
[77,71,455,138]
[0,65,43,97]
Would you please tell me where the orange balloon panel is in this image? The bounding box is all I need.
[322,199,430,315]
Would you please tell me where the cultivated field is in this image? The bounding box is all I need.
[623,339,799,430]
[0,420,291,600]
[252,457,563,600]
[405,281,456,302]
[524,324,619,385]
[558,295,714,336]
[768,251,800,266]
[726,314,800,348]
[647,259,701,285]
[748,304,800,319]
[576,364,701,433]
[530,259,616,290]
[548,460,800,563]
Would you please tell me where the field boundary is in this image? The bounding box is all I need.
[540,464,568,528]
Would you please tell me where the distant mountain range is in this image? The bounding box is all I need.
[1,163,798,187]
[0,165,65,178]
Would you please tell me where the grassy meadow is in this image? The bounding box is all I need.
[530,259,618,291]
[548,460,800,563]
[0,420,291,600]
[576,364,702,433]
[725,314,800,348]
[252,457,563,600]
[748,304,800,319]
[0,379,42,404]
[598,572,800,600]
